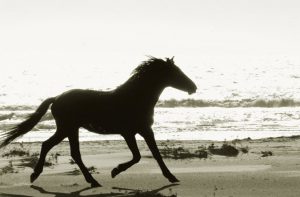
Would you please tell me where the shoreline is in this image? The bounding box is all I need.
[1,135,300,196]
[11,134,300,145]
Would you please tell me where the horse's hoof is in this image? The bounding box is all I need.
[91,181,102,188]
[111,168,120,178]
[30,172,40,183]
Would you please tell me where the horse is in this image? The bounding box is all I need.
[0,56,197,187]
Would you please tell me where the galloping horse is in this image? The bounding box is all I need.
[0,57,197,187]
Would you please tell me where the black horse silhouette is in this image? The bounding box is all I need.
[0,56,197,187]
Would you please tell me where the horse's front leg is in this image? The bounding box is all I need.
[141,128,179,183]
[111,134,141,178]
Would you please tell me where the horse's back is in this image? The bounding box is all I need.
[51,89,111,122]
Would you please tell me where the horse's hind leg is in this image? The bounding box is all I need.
[111,134,141,178]
[31,130,66,183]
[68,130,101,187]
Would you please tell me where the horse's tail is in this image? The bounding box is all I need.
[0,97,56,148]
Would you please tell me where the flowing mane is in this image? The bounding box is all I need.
[129,56,175,82]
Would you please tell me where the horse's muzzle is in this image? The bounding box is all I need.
[188,84,197,95]
[188,90,196,95]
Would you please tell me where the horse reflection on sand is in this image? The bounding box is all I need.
[0,57,197,187]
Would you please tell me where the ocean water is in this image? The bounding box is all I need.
[1,57,300,142]
[1,107,300,142]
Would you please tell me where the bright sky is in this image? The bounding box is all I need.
[1,0,300,103]
[1,0,300,66]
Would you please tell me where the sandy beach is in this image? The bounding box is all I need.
[0,137,299,197]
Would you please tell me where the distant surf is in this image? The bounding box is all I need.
[1,98,300,114]
[156,98,300,108]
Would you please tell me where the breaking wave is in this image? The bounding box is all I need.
[156,98,300,108]
[0,98,300,113]
[0,105,36,111]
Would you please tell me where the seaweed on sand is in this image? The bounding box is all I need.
[160,145,208,159]
[2,148,29,157]
[208,143,239,157]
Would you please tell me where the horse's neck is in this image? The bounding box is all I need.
[137,85,164,107]
[117,79,165,108]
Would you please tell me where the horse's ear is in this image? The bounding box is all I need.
[170,56,175,64]
[166,56,175,65]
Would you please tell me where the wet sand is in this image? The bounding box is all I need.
[1,137,300,197]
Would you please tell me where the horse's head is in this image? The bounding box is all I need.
[130,56,197,95]
[164,57,197,95]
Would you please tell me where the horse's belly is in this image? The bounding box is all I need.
[81,112,153,134]
[83,123,117,134]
